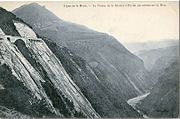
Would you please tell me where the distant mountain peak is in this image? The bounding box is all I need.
[22,2,47,10]
[28,2,41,7]
[13,2,62,23]
[13,2,42,12]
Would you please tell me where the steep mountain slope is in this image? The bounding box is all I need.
[43,38,142,117]
[135,45,178,71]
[135,45,179,83]
[0,7,142,118]
[0,105,29,118]
[0,7,99,118]
[13,3,154,100]
[0,64,55,117]
[136,61,179,118]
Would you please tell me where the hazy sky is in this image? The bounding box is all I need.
[0,1,179,44]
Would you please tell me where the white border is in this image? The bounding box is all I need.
[0,0,179,2]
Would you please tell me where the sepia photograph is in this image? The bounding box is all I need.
[0,1,179,118]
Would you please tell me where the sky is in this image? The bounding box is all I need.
[0,1,179,44]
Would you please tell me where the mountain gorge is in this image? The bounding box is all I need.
[43,38,141,117]
[0,2,179,118]
[136,45,179,83]
[135,45,178,71]
[13,3,154,101]
[136,61,179,117]
[0,7,142,118]
[125,40,179,118]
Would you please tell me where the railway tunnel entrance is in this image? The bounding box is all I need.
[14,39,35,65]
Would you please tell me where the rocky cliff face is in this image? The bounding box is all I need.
[0,7,142,118]
[0,7,99,118]
[13,3,154,100]
[43,38,142,117]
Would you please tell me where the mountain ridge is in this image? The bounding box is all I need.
[0,8,100,118]
[136,61,179,117]
[0,7,142,117]
[13,3,155,101]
